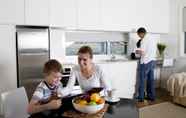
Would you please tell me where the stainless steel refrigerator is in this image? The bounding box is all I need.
[16,26,49,98]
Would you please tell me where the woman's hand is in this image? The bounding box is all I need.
[47,99,62,110]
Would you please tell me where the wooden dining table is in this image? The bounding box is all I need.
[29,98,139,118]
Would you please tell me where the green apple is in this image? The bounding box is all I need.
[88,101,97,105]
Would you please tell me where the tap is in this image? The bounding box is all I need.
[110,55,116,60]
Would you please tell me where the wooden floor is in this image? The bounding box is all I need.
[136,88,173,108]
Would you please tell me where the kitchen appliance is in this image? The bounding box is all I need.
[16,26,49,98]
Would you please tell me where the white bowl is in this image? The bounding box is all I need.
[72,99,105,114]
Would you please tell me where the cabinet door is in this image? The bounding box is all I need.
[77,0,102,30]
[134,0,153,32]
[136,0,169,33]
[98,62,137,98]
[0,0,24,25]
[101,0,169,33]
[50,0,77,28]
[25,0,50,26]
[101,0,137,31]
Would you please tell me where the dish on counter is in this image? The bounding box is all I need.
[104,96,120,103]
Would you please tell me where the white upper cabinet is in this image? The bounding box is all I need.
[101,0,169,33]
[77,0,102,30]
[25,0,50,26]
[50,0,77,28]
[0,0,24,25]
[0,0,169,32]
[135,0,169,33]
[101,0,137,32]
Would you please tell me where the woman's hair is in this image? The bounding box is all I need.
[78,46,93,59]
[137,27,147,34]
[43,59,63,74]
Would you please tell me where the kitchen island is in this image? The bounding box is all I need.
[63,59,138,99]
[97,60,138,99]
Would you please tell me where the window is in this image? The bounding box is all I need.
[66,41,127,56]
[110,41,127,55]
[183,7,186,54]
[65,31,128,57]
[66,42,107,56]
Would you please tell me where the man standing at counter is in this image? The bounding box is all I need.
[136,27,157,102]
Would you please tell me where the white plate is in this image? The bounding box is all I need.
[104,97,120,103]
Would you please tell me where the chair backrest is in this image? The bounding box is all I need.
[1,87,30,118]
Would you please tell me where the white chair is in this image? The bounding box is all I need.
[1,87,30,118]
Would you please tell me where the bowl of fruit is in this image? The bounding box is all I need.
[72,92,105,114]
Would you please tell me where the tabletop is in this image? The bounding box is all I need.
[104,98,138,118]
[30,98,139,118]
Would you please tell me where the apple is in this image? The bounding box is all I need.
[88,101,97,105]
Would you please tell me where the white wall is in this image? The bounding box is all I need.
[161,0,186,58]
[0,25,17,115]
[0,25,17,92]
[50,28,66,64]
[178,0,186,57]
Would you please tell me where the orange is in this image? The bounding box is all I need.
[97,98,105,104]
[79,100,87,106]
[90,93,100,102]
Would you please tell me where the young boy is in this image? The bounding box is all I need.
[28,59,66,115]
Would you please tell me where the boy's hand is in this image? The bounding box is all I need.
[47,99,62,109]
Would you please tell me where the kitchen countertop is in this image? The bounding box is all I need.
[63,59,138,67]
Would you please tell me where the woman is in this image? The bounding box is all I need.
[65,46,111,96]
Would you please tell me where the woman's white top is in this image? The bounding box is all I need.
[63,63,111,95]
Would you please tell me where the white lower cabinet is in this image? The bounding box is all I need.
[98,61,138,98]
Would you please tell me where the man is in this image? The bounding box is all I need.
[136,27,157,102]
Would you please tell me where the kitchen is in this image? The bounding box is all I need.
[0,0,186,118]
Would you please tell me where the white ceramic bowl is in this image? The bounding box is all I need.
[72,99,105,114]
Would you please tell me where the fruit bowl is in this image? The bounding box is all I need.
[72,93,105,114]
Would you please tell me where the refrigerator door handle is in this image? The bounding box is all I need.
[19,52,48,56]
